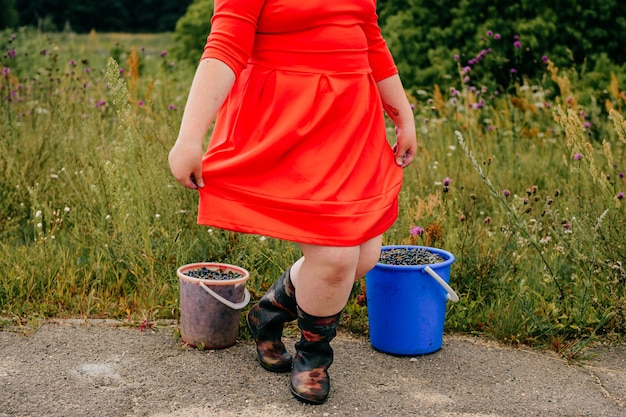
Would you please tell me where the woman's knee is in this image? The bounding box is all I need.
[299,244,360,276]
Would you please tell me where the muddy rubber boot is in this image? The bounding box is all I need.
[246,268,298,372]
[290,307,341,404]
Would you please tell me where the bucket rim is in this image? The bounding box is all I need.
[177,262,250,285]
[375,245,455,270]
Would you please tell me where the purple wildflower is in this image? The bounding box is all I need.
[617,192,624,200]
[619,172,624,179]
[463,66,471,74]
[503,189,511,197]
[160,50,167,57]
[494,33,501,40]
[7,49,16,58]
[1,67,10,77]
[95,100,106,108]
[542,55,549,63]
[573,153,582,160]
[514,41,521,49]
[583,122,591,129]
[443,177,452,186]
[168,104,176,110]
[69,59,76,66]
[453,54,459,61]
[487,30,493,37]
[409,226,425,236]
[510,68,517,73]
[138,100,145,107]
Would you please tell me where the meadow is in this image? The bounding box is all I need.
[1,29,624,358]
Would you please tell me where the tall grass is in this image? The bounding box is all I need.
[1,28,624,353]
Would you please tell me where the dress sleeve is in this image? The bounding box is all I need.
[200,0,265,77]
[362,6,398,82]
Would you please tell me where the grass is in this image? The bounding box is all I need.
[1,28,624,356]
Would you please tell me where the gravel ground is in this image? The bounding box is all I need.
[0,319,624,417]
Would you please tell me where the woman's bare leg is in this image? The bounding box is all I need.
[289,235,382,316]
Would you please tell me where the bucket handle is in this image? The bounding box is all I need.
[200,282,251,310]
[423,266,460,302]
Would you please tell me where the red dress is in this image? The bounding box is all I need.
[197,0,404,246]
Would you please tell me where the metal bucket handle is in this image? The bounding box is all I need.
[424,266,460,302]
[200,282,251,310]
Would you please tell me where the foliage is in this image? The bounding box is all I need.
[13,0,192,32]
[378,0,626,93]
[0,0,19,29]
[1,30,625,354]
[171,0,214,65]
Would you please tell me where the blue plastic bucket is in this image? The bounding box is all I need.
[365,245,458,355]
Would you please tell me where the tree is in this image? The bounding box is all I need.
[0,0,19,29]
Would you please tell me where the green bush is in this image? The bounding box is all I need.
[378,0,626,93]
[172,0,214,65]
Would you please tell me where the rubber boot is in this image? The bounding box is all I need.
[290,307,341,404]
[246,268,298,372]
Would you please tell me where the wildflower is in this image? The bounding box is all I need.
[554,189,561,197]
[84,67,91,74]
[409,226,424,236]
[494,33,501,40]
[513,41,521,49]
[573,153,582,160]
[453,54,459,61]
[583,122,591,129]
[542,55,549,63]
[9,33,17,42]
[544,102,552,109]
[540,236,551,245]
[168,104,176,110]
[7,49,16,58]
[463,76,470,83]
[1,67,9,77]
[463,66,471,74]
[64,207,70,213]
[487,125,494,131]
[617,192,625,200]
[69,59,76,66]
[468,59,477,65]
[138,100,145,107]
[259,236,267,241]
[503,189,511,197]
[40,49,47,56]
[510,68,517,73]
[619,172,624,179]
[486,30,493,37]
[35,210,42,218]
[443,177,452,186]
[37,223,42,228]
[155,214,161,218]
[160,50,167,57]
[459,214,466,222]
[484,217,491,225]
[119,68,125,74]
[95,100,106,108]
[563,221,571,231]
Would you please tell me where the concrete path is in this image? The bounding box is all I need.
[1,320,624,416]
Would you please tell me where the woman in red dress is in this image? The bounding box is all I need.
[169,0,417,404]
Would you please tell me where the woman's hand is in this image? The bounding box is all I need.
[393,125,417,168]
[168,139,205,189]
